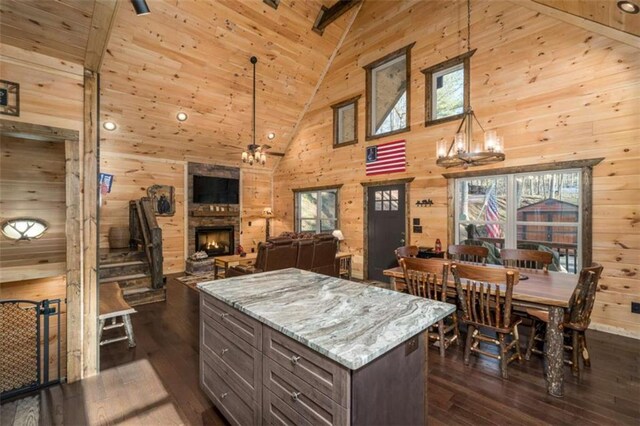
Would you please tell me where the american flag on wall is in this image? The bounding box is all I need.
[365,140,406,176]
[485,184,501,238]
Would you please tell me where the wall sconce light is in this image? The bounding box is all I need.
[103,121,117,131]
[1,218,48,241]
[176,112,188,122]
[415,199,434,207]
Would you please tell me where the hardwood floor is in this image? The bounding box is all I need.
[1,275,638,425]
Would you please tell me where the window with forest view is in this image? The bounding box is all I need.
[295,188,338,233]
[422,50,474,126]
[455,170,581,273]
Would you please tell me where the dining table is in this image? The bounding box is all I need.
[384,260,579,398]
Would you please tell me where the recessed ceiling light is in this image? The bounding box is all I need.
[103,121,117,131]
[618,1,639,14]
[267,132,276,140]
[177,112,188,122]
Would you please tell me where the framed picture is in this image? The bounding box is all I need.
[99,173,114,194]
[0,80,20,117]
[147,184,175,216]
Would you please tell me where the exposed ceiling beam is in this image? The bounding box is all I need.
[520,0,640,48]
[84,0,120,72]
[313,0,362,35]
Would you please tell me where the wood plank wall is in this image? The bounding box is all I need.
[99,153,186,274]
[273,0,640,337]
[0,137,67,283]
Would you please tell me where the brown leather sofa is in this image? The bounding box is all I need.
[226,233,338,278]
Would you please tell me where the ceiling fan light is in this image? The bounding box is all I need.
[260,153,267,165]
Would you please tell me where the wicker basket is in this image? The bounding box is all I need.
[109,227,130,249]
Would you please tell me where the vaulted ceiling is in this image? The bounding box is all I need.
[0,0,638,168]
[98,0,357,168]
[0,0,95,63]
[534,0,640,36]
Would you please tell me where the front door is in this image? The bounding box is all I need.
[367,184,406,282]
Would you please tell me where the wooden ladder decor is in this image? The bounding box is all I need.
[129,197,164,289]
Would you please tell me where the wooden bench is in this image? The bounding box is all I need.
[99,282,136,347]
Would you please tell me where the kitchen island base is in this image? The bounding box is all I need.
[199,291,428,426]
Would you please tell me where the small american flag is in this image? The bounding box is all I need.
[485,184,501,238]
[365,140,406,176]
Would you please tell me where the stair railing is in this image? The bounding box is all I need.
[129,197,164,289]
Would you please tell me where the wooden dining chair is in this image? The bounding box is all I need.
[400,258,459,357]
[395,245,419,261]
[451,263,522,378]
[525,264,603,377]
[501,248,553,272]
[448,244,489,264]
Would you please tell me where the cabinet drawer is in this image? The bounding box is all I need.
[200,352,260,426]
[200,292,262,349]
[264,357,348,426]
[201,315,261,399]
[263,327,349,407]
[263,389,311,426]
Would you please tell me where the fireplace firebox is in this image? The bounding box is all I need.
[195,226,234,257]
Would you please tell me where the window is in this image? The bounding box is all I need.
[374,189,399,211]
[364,43,414,140]
[455,169,582,273]
[295,187,339,233]
[422,50,475,126]
[331,95,360,147]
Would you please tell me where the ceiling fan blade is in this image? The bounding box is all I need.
[268,152,286,157]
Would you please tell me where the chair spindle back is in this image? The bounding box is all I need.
[448,244,489,264]
[501,248,553,272]
[399,258,449,302]
[567,264,603,329]
[452,263,517,329]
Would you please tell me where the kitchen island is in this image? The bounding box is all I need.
[197,268,455,425]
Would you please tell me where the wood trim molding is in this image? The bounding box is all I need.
[331,94,361,148]
[442,158,604,179]
[360,177,415,187]
[84,0,120,72]
[0,119,79,141]
[364,43,415,141]
[521,1,640,48]
[292,184,344,193]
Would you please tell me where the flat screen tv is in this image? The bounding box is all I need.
[193,175,239,204]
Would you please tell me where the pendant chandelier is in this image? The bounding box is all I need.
[435,0,505,169]
[242,56,267,166]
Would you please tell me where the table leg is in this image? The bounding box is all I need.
[214,262,219,280]
[390,276,397,291]
[545,306,565,397]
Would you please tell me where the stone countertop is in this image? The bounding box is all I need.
[197,268,455,370]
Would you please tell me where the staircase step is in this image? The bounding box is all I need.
[100,274,152,289]
[99,260,150,279]
[122,286,166,306]
[100,249,146,264]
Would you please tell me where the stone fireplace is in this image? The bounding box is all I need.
[187,162,241,262]
[195,226,234,257]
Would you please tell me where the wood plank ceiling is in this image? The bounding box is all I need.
[533,0,640,36]
[0,0,95,64]
[99,0,355,168]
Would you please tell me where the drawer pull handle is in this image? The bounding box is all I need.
[221,348,229,356]
[291,391,301,402]
[220,313,229,319]
[291,355,301,365]
[220,392,228,399]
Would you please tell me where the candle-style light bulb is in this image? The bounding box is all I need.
[455,132,466,153]
[484,130,497,152]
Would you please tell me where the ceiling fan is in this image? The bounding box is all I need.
[241,57,286,165]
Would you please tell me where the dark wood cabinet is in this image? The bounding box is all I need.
[200,291,426,426]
